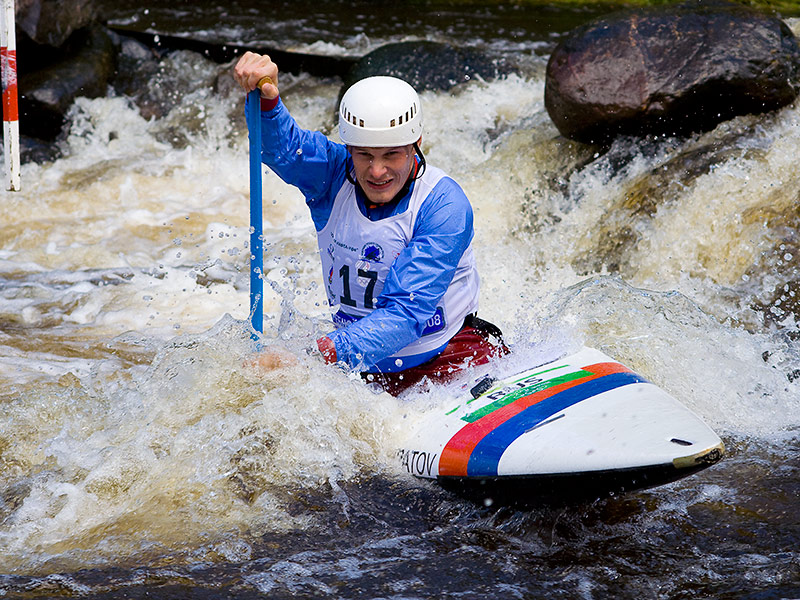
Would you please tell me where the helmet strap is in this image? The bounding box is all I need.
[413,142,426,180]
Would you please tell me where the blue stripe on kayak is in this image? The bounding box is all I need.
[466,372,648,477]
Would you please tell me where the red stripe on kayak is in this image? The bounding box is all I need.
[438,362,632,477]
[1,48,18,122]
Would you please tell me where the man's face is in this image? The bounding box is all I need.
[349,145,415,204]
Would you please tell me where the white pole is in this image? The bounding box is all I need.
[1,0,20,191]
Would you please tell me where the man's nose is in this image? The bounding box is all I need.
[368,159,388,176]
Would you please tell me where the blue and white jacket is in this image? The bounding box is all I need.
[255,96,480,372]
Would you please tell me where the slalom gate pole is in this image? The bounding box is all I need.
[247,89,264,337]
[0,0,19,191]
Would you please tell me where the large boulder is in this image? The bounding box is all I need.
[17,0,96,47]
[544,0,800,144]
[18,25,117,140]
[343,40,505,94]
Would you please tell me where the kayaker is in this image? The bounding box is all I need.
[233,52,507,394]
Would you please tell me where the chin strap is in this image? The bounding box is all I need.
[412,142,426,180]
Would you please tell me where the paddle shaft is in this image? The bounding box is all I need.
[247,89,263,335]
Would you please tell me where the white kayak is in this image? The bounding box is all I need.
[398,347,724,506]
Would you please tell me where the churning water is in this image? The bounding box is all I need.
[0,2,798,598]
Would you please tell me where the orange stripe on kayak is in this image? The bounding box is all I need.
[438,362,632,477]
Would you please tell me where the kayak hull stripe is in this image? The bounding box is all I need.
[439,362,645,477]
[466,371,648,476]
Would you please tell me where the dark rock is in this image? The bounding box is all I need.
[18,25,117,140]
[107,27,358,78]
[109,35,163,119]
[343,40,505,94]
[19,134,61,163]
[544,0,800,144]
[16,0,97,48]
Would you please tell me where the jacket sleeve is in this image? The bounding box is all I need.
[252,94,349,231]
[327,176,474,371]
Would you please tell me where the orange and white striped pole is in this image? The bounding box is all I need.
[1,0,20,191]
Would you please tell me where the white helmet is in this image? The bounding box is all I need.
[338,76,423,147]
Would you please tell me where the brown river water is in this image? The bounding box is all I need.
[0,1,798,598]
